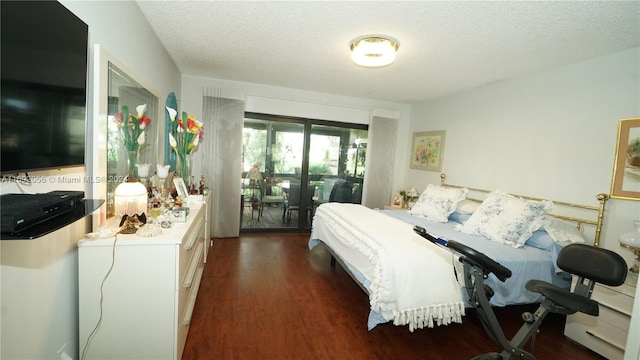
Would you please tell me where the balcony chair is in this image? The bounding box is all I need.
[285,183,316,223]
[259,179,285,219]
[329,180,353,203]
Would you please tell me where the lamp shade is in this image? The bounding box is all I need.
[620,225,640,249]
[157,164,170,178]
[114,181,147,218]
[350,36,399,68]
[136,163,150,178]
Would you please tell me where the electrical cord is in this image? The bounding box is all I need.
[3,172,35,194]
[80,232,119,360]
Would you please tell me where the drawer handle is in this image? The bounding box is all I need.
[184,242,204,288]
[183,267,204,326]
[585,330,625,351]
[184,218,204,250]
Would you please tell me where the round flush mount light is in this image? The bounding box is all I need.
[349,35,399,68]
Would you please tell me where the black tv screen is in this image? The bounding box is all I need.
[1,0,88,174]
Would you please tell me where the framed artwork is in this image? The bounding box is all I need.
[390,195,402,209]
[410,130,446,172]
[173,177,189,199]
[610,117,640,200]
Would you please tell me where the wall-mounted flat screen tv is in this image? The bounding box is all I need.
[1,0,89,174]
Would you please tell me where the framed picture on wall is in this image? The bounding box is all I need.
[410,130,446,172]
[610,117,640,200]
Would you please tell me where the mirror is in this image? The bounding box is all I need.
[106,62,159,217]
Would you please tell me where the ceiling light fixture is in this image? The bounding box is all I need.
[349,35,399,68]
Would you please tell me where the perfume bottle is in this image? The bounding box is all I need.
[190,176,197,194]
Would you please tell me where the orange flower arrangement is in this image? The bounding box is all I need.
[166,107,204,179]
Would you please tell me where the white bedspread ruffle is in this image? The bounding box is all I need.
[313,203,465,331]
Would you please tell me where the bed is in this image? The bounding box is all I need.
[308,174,609,331]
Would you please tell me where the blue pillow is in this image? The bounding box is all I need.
[448,211,472,224]
[526,230,564,273]
[526,230,555,251]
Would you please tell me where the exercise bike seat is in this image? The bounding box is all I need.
[524,243,628,316]
[525,280,599,315]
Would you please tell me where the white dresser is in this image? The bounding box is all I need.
[564,273,638,360]
[78,198,209,360]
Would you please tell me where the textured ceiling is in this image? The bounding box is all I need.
[136,1,640,104]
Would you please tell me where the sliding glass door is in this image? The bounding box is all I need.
[307,124,367,208]
[241,118,304,231]
[241,113,367,232]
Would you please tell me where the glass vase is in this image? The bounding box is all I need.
[127,150,139,180]
[402,196,409,209]
[175,152,191,183]
[620,220,640,274]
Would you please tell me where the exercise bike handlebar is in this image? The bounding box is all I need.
[413,226,512,282]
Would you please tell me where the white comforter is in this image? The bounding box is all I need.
[311,203,465,331]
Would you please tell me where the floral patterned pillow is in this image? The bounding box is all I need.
[408,184,469,222]
[456,190,553,248]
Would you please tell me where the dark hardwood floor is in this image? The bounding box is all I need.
[183,234,604,360]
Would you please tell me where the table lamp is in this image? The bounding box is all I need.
[136,163,151,187]
[157,164,171,195]
[114,181,148,234]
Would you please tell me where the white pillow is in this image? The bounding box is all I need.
[408,184,468,222]
[456,199,480,214]
[543,217,586,246]
[456,190,553,248]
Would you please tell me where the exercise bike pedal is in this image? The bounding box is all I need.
[521,312,535,324]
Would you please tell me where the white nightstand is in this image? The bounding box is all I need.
[564,272,637,360]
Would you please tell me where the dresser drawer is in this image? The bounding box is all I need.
[177,223,205,321]
[592,283,634,316]
[564,279,635,360]
[565,311,626,359]
[178,217,205,286]
[176,241,204,325]
[177,239,205,360]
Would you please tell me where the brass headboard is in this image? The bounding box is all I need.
[440,173,609,247]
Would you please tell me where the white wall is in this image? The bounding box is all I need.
[0,1,181,359]
[179,75,412,187]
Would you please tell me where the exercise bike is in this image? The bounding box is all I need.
[413,225,628,360]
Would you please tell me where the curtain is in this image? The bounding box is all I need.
[362,115,398,209]
[201,88,244,238]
